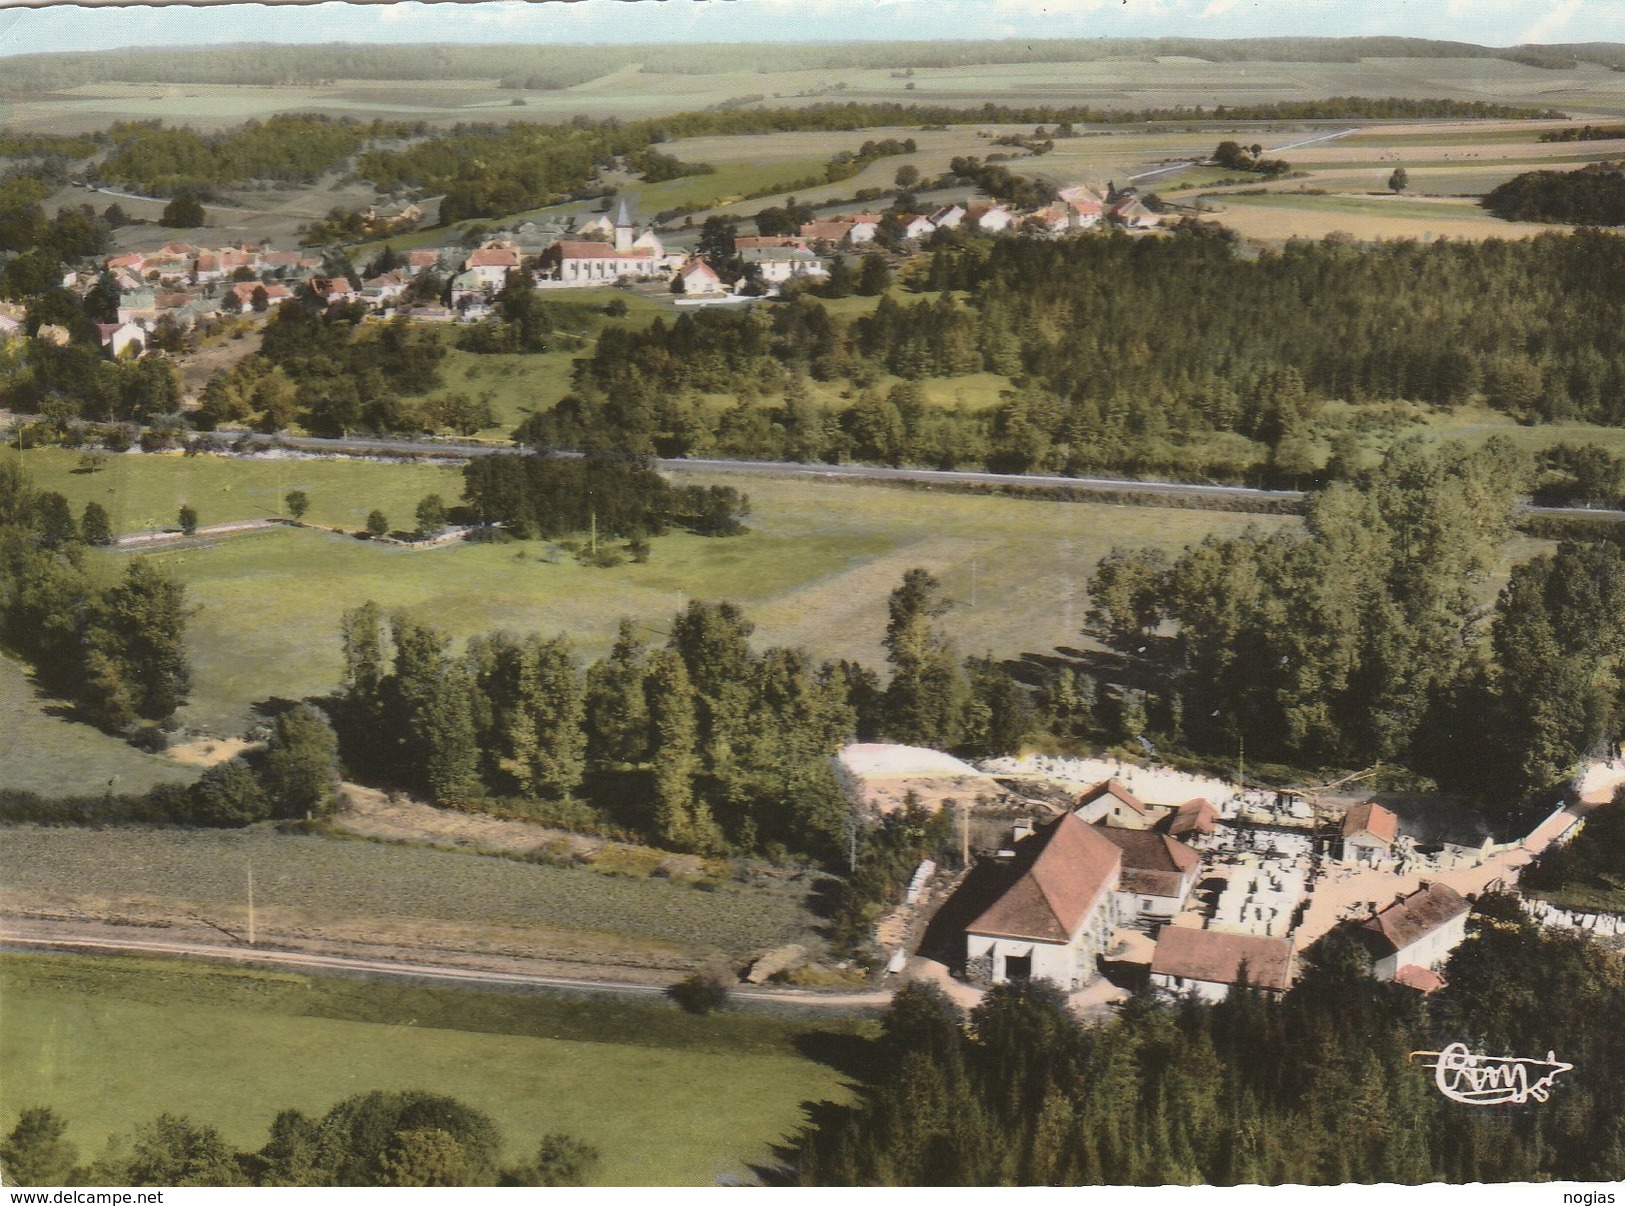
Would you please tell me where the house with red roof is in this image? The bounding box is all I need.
[1342,801,1400,865]
[964,813,1122,988]
[310,277,359,306]
[1163,798,1222,845]
[464,243,523,287]
[1094,825,1201,926]
[228,281,289,310]
[676,257,726,295]
[1360,881,1469,985]
[1074,778,1156,830]
[1150,927,1295,1002]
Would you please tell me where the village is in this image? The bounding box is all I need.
[0,179,1165,358]
[835,742,1623,1013]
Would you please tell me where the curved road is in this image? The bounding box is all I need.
[0,920,892,1011]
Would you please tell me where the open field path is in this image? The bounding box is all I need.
[0,916,893,1012]
[115,517,281,547]
[1130,126,1357,185]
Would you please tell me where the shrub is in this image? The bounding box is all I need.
[666,970,731,1014]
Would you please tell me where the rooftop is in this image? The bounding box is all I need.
[1151,926,1294,992]
[966,813,1121,944]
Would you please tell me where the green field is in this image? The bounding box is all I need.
[0,953,862,1185]
[0,824,822,966]
[14,447,467,536]
[0,657,198,796]
[68,468,1282,737]
[1217,192,1499,221]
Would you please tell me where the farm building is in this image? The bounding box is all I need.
[1359,881,1470,984]
[964,813,1121,989]
[1150,927,1295,1002]
[1342,801,1400,864]
[1095,826,1201,927]
[1074,778,1156,830]
[927,204,966,229]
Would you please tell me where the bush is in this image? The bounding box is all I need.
[666,971,731,1014]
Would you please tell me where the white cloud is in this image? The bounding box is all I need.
[1200,0,1238,17]
[1520,0,1583,43]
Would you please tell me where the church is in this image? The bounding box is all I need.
[537,200,676,286]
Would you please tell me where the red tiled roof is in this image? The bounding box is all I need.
[1076,778,1148,817]
[1093,825,1198,898]
[1151,927,1294,992]
[1361,882,1469,955]
[1393,964,1446,993]
[549,242,654,261]
[407,250,442,266]
[680,258,720,280]
[1343,801,1399,844]
[466,248,521,268]
[1166,798,1219,838]
[735,236,808,251]
[798,220,853,241]
[966,813,1121,943]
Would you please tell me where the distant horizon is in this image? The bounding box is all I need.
[0,0,1618,61]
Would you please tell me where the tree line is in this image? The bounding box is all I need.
[788,891,1625,1185]
[1086,437,1625,801]
[329,564,1027,862]
[90,115,424,196]
[0,460,190,745]
[0,1090,598,1187]
[460,451,750,541]
[1482,164,1625,226]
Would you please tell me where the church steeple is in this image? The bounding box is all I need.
[614,198,634,252]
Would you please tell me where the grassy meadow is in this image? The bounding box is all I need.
[0,657,199,796]
[0,953,862,1185]
[14,454,1286,737]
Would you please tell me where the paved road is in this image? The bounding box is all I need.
[230,433,1304,505]
[0,919,892,1010]
[168,436,1625,522]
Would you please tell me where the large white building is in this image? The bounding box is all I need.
[1359,881,1470,987]
[964,813,1121,989]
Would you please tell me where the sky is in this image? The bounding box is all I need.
[0,0,1618,59]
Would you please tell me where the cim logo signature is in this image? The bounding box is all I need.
[1410,1042,1573,1106]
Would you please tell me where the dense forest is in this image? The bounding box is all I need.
[788,893,1625,1185]
[0,36,1602,94]
[0,1090,597,1187]
[1482,164,1625,226]
[513,226,1625,484]
[92,115,425,196]
[1085,438,1625,800]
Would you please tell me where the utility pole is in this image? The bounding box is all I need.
[246,861,255,946]
[589,508,597,556]
[1237,734,1245,790]
[961,799,970,867]
[971,559,977,608]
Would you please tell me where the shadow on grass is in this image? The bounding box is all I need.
[791,1027,879,1081]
